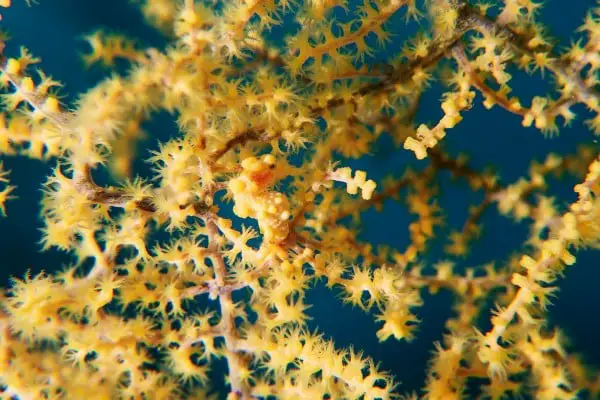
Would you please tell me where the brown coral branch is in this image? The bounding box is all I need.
[464,5,600,110]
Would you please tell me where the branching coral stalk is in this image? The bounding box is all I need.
[478,156,600,382]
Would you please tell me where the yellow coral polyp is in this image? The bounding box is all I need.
[329,166,377,200]
[5,58,20,75]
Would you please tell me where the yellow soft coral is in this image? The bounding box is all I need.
[328,166,377,200]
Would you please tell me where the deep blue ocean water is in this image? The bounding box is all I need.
[0,0,598,398]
